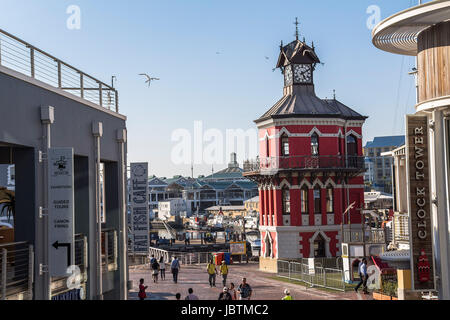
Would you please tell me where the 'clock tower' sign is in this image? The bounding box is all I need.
[406,115,435,291]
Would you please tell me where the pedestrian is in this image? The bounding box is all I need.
[219,260,229,286]
[229,283,237,300]
[282,289,293,300]
[138,278,148,301]
[149,254,156,266]
[175,293,181,300]
[355,258,369,294]
[207,259,218,287]
[171,256,181,283]
[218,287,232,301]
[151,258,160,283]
[159,256,166,280]
[237,277,252,300]
[185,288,199,300]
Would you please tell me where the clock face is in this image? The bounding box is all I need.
[293,64,312,84]
[284,65,293,86]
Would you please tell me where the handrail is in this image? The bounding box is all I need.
[0,28,119,113]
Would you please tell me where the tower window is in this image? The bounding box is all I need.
[301,187,309,214]
[314,186,321,214]
[347,135,358,156]
[311,133,319,156]
[326,186,334,213]
[282,188,290,215]
[266,137,270,158]
[281,134,289,157]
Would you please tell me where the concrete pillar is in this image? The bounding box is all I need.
[397,269,422,300]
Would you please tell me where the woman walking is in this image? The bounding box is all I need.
[159,256,166,280]
[151,258,160,283]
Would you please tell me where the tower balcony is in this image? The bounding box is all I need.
[243,155,365,176]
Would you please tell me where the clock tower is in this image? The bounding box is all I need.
[243,20,368,271]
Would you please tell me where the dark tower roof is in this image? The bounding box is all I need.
[256,37,367,124]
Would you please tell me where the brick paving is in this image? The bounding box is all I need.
[128,262,372,301]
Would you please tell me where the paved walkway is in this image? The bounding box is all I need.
[128,263,372,301]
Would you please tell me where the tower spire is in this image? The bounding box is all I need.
[294,17,300,41]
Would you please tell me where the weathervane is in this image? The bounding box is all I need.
[294,17,300,40]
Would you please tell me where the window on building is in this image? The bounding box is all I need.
[326,186,334,213]
[314,186,321,213]
[314,234,326,258]
[282,188,290,215]
[266,137,270,158]
[311,133,319,156]
[301,187,309,214]
[347,135,358,156]
[281,134,289,157]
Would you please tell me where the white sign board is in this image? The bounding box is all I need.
[48,148,75,277]
[130,163,149,254]
[308,258,315,275]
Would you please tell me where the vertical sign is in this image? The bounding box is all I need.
[130,163,149,254]
[406,115,435,291]
[48,148,75,277]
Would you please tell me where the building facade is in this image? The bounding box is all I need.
[244,31,367,271]
[364,136,405,193]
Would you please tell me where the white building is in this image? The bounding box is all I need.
[158,199,187,220]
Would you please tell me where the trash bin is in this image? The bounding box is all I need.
[215,252,224,265]
[223,252,231,265]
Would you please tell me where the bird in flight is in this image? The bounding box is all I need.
[139,73,160,87]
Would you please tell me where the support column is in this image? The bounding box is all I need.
[290,188,300,226]
[259,189,264,226]
[273,189,283,226]
[268,188,273,226]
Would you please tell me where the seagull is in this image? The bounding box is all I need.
[139,73,160,87]
[265,56,270,60]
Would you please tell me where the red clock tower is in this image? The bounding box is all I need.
[244,27,367,269]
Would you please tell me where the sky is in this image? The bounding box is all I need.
[0,0,427,178]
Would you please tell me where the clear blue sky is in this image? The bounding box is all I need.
[0,0,425,178]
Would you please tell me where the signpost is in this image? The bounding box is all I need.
[406,115,435,291]
[48,148,75,277]
[130,163,149,254]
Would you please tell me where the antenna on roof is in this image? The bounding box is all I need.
[333,89,336,100]
[294,17,300,41]
[191,163,194,179]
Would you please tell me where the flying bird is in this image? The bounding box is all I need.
[265,56,270,60]
[139,73,160,87]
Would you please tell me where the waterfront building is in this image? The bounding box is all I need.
[244,27,367,271]
[364,136,405,193]
[372,1,450,299]
[0,29,127,300]
[158,199,188,220]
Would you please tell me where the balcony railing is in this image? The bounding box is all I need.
[343,229,386,244]
[0,29,119,113]
[243,155,365,173]
[0,242,34,300]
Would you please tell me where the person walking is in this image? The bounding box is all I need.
[151,258,160,283]
[149,254,156,266]
[237,277,252,300]
[171,256,181,283]
[355,258,369,294]
[138,278,148,301]
[229,283,237,300]
[219,260,229,287]
[207,260,218,287]
[282,289,293,300]
[159,256,166,280]
[218,287,233,300]
[185,288,199,300]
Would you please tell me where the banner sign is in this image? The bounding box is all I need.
[48,148,75,277]
[130,163,149,254]
[406,115,435,291]
[230,242,246,255]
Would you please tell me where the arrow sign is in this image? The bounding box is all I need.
[52,241,72,267]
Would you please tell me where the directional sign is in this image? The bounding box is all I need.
[48,148,75,277]
[130,163,149,254]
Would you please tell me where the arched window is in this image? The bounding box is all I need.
[301,186,309,214]
[281,133,289,157]
[282,188,290,215]
[314,234,326,258]
[314,186,321,213]
[311,133,319,156]
[326,186,334,213]
[347,135,358,156]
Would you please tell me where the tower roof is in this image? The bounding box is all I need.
[256,85,367,123]
[276,40,320,68]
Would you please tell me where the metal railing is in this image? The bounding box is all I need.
[0,29,119,112]
[0,242,34,300]
[146,247,214,266]
[243,156,365,173]
[102,229,118,272]
[343,229,386,244]
[51,234,88,296]
[277,260,345,292]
